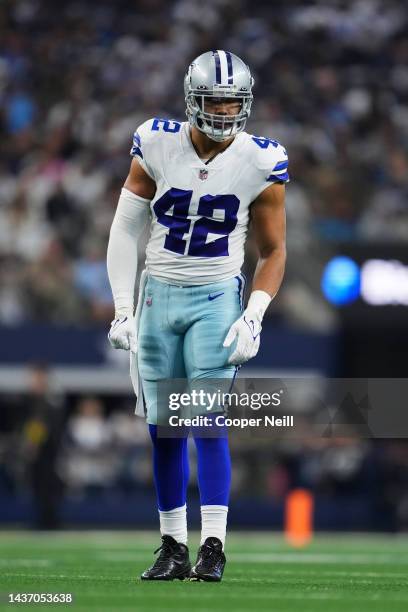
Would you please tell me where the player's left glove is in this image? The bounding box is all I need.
[108,314,137,353]
[223,290,272,365]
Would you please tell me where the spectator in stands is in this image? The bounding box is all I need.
[60,397,118,493]
[22,363,65,529]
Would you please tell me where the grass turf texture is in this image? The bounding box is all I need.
[0,532,407,611]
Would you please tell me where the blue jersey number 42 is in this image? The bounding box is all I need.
[153,188,239,257]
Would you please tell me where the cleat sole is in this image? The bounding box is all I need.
[140,567,191,581]
[189,574,222,582]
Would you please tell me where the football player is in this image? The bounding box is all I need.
[107,50,289,581]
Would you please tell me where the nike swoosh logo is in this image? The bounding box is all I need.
[110,316,127,333]
[244,316,260,340]
[208,292,224,301]
[172,557,187,565]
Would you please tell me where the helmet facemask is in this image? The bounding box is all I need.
[186,90,253,142]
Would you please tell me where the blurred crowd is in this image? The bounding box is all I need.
[0,366,406,530]
[1,0,408,325]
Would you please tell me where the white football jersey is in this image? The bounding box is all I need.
[130,118,289,285]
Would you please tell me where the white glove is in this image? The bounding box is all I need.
[108,315,137,353]
[223,290,272,365]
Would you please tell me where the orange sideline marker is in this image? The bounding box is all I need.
[285,489,314,547]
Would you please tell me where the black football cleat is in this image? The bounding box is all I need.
[140,535,191,581]
[190,537,226,582]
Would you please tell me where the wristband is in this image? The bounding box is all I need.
[247,290,273,320]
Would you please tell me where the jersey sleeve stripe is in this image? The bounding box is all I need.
[130,146,143,159]
[130,132,143,156]
[267,172,290,183]
[130,131,144,159]
[273,160,288,172]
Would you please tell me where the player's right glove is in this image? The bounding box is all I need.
[108,315,137,353]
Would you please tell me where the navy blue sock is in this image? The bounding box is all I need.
[149,425,189,511]
[193,434,231,506]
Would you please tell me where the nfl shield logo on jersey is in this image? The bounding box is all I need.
[199,168,208,180]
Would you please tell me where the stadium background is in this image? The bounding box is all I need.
[0,0,407,535]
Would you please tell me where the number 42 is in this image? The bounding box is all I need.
[153,188,239,258]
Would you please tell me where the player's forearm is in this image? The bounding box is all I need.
[107,229,138,316]
[249,246,286,317]
[252,245,286,296]
[107,188,150,316]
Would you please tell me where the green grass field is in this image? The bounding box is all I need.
[0,531,407,611]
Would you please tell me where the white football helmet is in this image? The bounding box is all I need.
[184,50,254,142]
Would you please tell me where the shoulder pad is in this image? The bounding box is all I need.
[249,135,289,183]
[130,118,182,160]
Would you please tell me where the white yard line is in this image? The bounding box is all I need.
[1,573,127,581]
[2,551,407,567]
[94,551,408,565]
[228,552,408,564]
[0,559,52,567]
